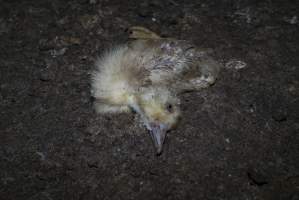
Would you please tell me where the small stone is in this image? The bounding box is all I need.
[57,16,69,25]
[225,60,247,70]
[288,81,299,95]
[87,159,99,168]
[36,151,46,161]
[50,48,67,57]
[39,69,53,81]
[290,16,298,24]
[79,14,99,29]
[272,110,288,122]
[284,16,298,24]
[137,8,151,18]
[60,36,81,45]
[247,169,268,186]
[271,101,288,122]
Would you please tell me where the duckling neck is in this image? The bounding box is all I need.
[127,95,149,125]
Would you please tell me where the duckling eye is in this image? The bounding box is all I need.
[166,103,174,113]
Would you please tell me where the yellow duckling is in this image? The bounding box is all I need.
[91,27,220,154]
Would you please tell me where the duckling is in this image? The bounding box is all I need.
[91,27,220,154]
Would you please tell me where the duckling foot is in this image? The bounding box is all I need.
[128,26,161,40]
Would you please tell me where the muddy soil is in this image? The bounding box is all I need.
[1,0,298,199]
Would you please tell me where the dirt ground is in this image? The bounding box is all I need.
[1,0,298,199]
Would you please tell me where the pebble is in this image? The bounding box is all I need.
[225,60,247,70]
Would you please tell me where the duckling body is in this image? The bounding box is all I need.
[91,27,220,154]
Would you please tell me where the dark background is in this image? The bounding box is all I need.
[1,0,298,199]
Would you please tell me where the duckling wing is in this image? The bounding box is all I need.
[129,39,221,92]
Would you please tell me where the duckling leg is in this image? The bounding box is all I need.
[175,79,211,92]
[182,73,218,91]
[189,75,216,89]
[128,26,161,39]
[94,102,130,113]
[176,58,220,92]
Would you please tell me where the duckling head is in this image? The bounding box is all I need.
[130,87,180,154]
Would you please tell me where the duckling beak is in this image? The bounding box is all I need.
[148,123,168,155]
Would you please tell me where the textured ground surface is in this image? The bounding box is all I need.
[1,0,299,199]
